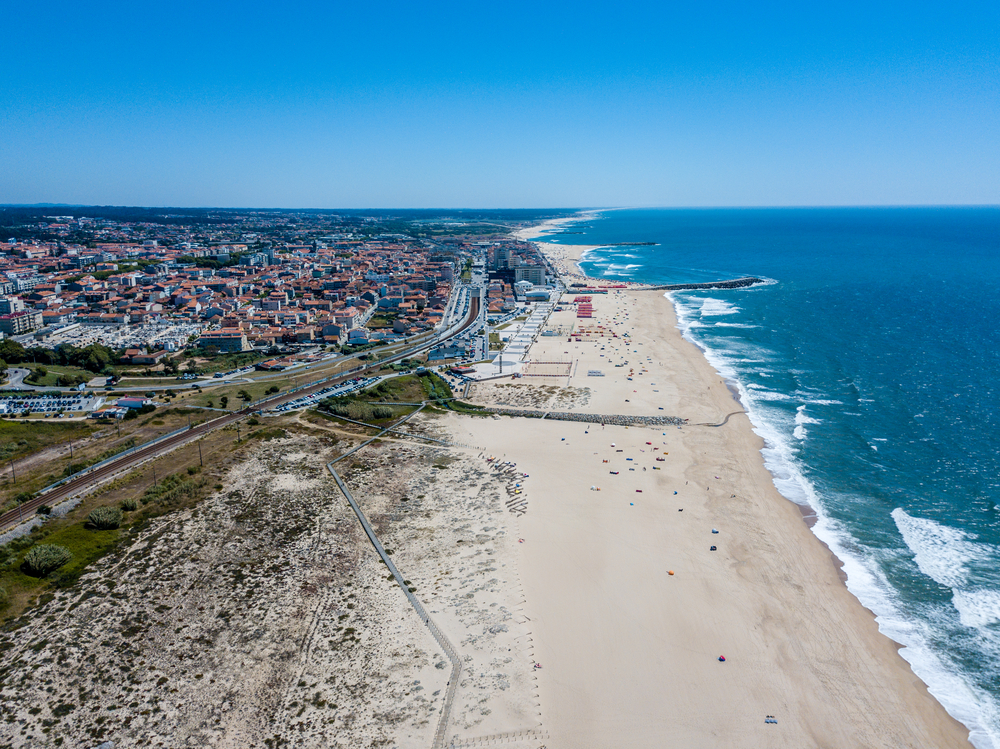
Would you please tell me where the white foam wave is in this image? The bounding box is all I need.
[953,590,1000,629]
[795,405,821,425]
[793,404,820,440]
[713,322,758,328]
[665,291,998,749]
[699,297,740,316]
[749,389,794,402]
[806,398,844,406]
[892,508,984,589]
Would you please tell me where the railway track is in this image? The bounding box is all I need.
[0,294,481,531]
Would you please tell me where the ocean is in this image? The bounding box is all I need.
[535,207,1000,748]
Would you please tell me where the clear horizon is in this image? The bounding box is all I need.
[2,0,997,208]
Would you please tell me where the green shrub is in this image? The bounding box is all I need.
[140,473,206,507]
[86,506,123,530]
[319,399,394,422]
[120,497,139,512]
[0,586,8,608]
[62,462,87,477]
[22,544,72,576]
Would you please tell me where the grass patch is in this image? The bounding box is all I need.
[318,399,394,422]
[0,419,94,463]
[185,350,268,375]
[419,371,454,402]
[178,380,279,409]
[33,524,120,585]
[358,373,427,403]
[2,524,121,598]
[23,364,95,388]
[0,420,242,621]
[139,472,207,508]
[248,427,288,442]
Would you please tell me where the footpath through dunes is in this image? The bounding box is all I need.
[0,422,546,748]
[460,287,972,748]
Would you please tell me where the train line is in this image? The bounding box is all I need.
[0,294,481,532]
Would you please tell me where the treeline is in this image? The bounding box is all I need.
[0,340,118,374]
[0,205,231,227]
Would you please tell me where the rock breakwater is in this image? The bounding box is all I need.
[482,406,686,427]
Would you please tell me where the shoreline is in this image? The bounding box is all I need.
[462,217,975,746]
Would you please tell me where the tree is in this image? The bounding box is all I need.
[163,358,179,375]
[57,373,85,387]
[0,339,27,364]
[238,390,252,403]
[220,395,229,409]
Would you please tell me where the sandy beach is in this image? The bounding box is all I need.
[514,216,603,284]
[0,233,973,747]
[453,256,973,746]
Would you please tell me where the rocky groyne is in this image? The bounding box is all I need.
[482,406,686,427]
[643,276,765,291]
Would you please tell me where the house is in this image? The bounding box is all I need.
[90,407,128,419]
[347,328,370,344]
[115,397,154,410]
[197,329,251,353]
[131,350,170,365]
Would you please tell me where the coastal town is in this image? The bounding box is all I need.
[0,211,977,749]
[0,208,569,416]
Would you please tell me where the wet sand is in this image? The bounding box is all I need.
[448,267,972,747]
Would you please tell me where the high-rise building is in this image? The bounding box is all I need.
[0,296,26,314]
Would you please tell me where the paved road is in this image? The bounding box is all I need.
[0,296,481,531]
[5,368,33,389]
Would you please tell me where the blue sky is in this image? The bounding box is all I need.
[1,0,997,208]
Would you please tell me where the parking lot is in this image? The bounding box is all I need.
[0,393,102,415]
[272,377,380,412]
[43,322,205,351]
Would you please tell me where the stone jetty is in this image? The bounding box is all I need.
[482,406,687,427]
[642,276,764,291]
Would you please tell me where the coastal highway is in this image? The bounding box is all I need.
[0,293,481,532]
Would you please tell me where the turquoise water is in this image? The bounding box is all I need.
[538,207,1000,747]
